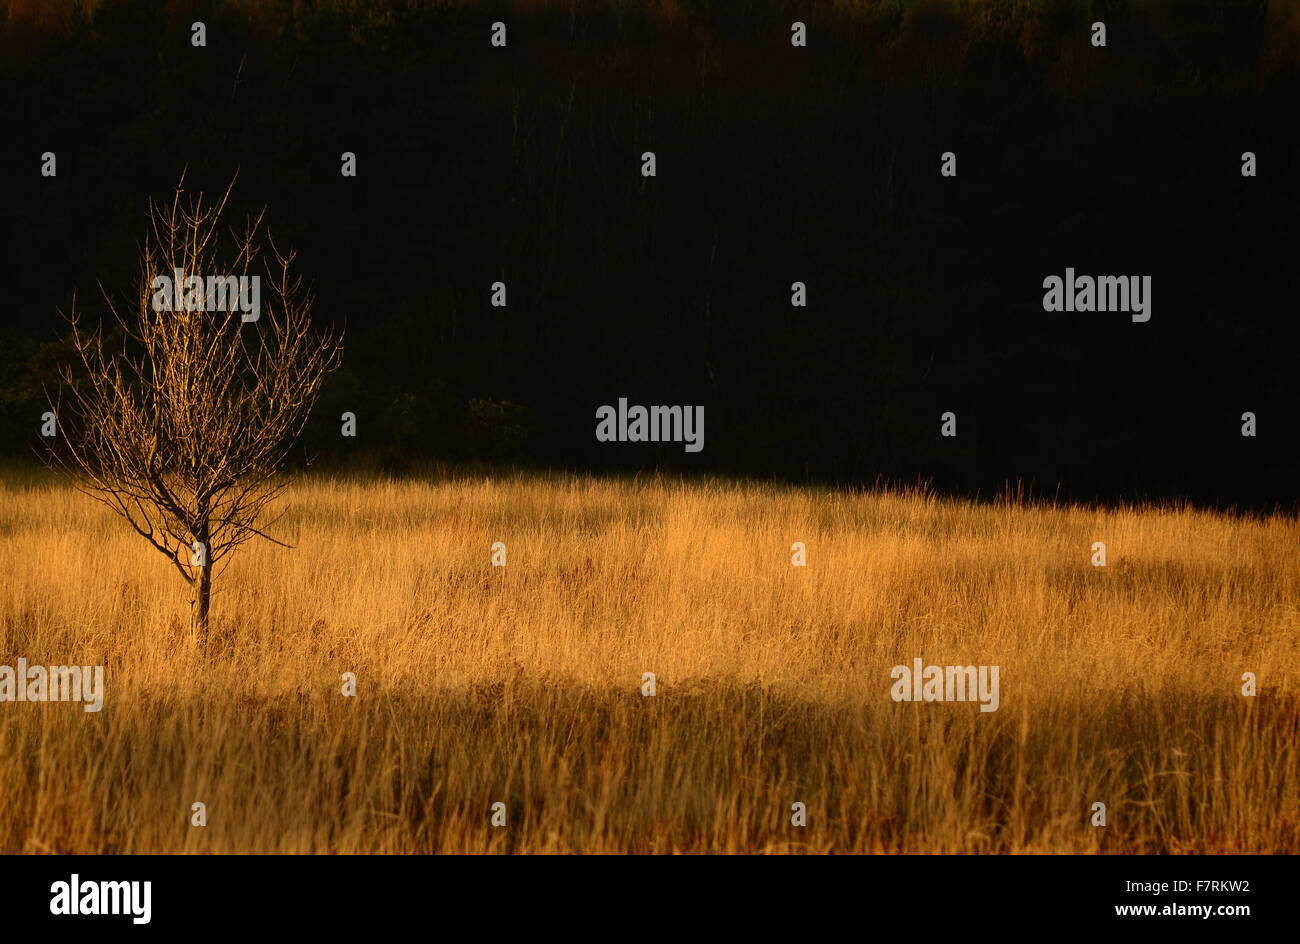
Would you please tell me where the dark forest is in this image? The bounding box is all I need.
[1,0,1296,509]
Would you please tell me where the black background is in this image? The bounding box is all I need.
[1,0,1296,510]
[2,852,1282,932]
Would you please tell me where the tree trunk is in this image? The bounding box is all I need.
[191,503,211,651]
[191,563,211,651]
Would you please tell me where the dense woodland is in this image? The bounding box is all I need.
[1,0,1296,509]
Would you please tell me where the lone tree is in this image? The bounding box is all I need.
[45,174,342,650]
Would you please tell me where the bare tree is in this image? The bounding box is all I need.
[45,173,343,651]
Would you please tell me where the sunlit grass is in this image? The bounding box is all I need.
[0,469,1296,852]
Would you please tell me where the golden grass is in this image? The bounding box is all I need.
[0,469,1297,853]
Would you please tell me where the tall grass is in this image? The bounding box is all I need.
[0,470,1296,852]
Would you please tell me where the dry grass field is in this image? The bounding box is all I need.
[0,468,1297,853]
